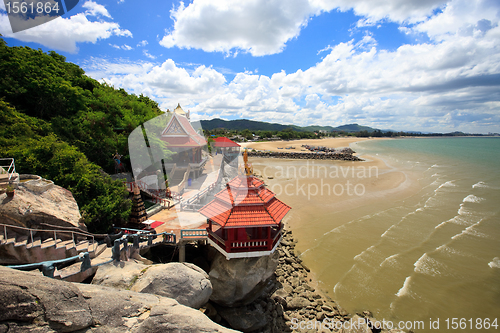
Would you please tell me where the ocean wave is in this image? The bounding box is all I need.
[396,276,412,297]
[451,225,488,240]
[380,254,399,267]
[414,253,447,277]
[435,180,456,192]
[472,181,489,189]
[450,219,486,240]
[436,245,471,258]
[488,257,500,269]
[463,194,485,203]
[431,173,439,177]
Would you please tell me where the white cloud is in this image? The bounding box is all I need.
[122,44,132,50]
[158,0,451,56]
[82,0,112,18]
[160,0,314,56]
[0,1,131,53]
[143,50,156,59]
[137,40,148,47]
[83,58,227,111]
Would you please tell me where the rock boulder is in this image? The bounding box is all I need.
[130,262,212,309]
[209,251,279,307]
[0,266,237,333]
[0,183,82,229]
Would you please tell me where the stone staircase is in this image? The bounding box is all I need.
[0,224,107,266]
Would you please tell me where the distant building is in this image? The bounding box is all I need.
[162,104,207,179]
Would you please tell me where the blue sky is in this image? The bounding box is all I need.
[1,0,500,133]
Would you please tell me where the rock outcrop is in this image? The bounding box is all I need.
[130,262,212,309]
[93,261,213,310]
[0,181,82,230]
[209,250,279,307]
[0,266,237,333]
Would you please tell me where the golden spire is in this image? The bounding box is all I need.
[243,149,253,176]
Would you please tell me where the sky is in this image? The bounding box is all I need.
[1,0,500,133]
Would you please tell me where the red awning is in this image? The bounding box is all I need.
[212,137,240,147]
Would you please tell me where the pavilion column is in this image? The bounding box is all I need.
[267,227,271,250]
[179,241,186,262]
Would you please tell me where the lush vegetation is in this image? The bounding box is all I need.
[0,37,163,233]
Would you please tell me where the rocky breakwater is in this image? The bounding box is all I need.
[247,150,362,162]
[0,265,237,332]
[272,229,407,333]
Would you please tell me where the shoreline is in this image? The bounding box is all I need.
[272,227,397,333]
[245,137,420,332]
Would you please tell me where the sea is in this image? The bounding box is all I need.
[299,137,500,332]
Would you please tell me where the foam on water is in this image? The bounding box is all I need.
[451,218,487,240]
[472,181,489,189]
[396,276,412,297]
[488,257,500,269]
[435,180,456,192]
[380,253,399,267]
[463,194,485,203]
[414,253,447,277]
[436,245,471,258]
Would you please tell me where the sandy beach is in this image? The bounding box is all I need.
[239,137,376,153]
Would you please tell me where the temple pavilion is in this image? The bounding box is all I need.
[161,104,207,180]
[199,151,291,259]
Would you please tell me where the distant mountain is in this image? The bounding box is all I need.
[200,118,295,132]
[333,123,377,133]
[200,118,377,133]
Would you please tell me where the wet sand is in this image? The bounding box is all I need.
[240,137,377,153]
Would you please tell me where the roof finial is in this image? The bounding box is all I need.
[243,149,253,176]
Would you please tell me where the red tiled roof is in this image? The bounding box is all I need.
[213,137,240,147]
[199,175,291,228]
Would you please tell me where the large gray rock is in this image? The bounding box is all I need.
[92,260,149,290]
[130,262,212,309]
[209,251,279,307]
[0,181,82,229]
[0,266,238,333]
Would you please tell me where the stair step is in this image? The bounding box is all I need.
[41,239,57,249]
[26,238,42,248]
[5,237,16,245]
[75,241,89,252]
[14,238,28,247]
[57,240,74,249]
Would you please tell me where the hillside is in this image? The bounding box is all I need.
[0,37,162,233]
[200,118,377,133]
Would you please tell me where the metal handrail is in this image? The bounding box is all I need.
[0,223,97,253]
[0,158,16,181]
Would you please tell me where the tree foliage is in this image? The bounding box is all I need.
[0,38,163,232]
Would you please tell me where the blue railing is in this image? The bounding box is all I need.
[8,251,92,278]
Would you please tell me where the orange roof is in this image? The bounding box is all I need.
[199,175,291,228]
